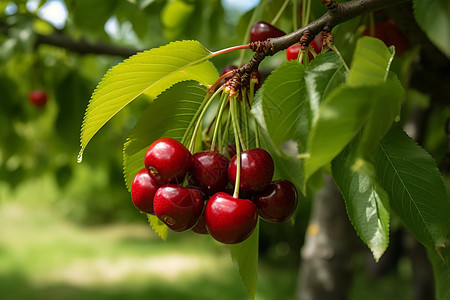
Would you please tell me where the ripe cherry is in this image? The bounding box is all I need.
[205,192,258,244]
[131,168,160,214]
[191,214,208,235]
[222,65,238,75]
[190,151,229,195]
[228,148,274,192]
[144,138,192,185]
[153,184,204,232]
[253,180,298,222]
[28,90,47,108]
[362,20,409,56]
[250,21,285,43]
[286,39,321,61]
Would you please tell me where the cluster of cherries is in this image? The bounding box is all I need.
[131,138,298,244]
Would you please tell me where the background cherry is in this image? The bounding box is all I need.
[144,138,192,185]
[228,148,274,192]
[250,21,285,43]
[190,151,229,195]
[153,184,203,232]
[131,168,160,214]
[205,192,258,244]
[253,179,298,222]
[28,90,47,108]
[362,20,409,56]
[191,214,208,235]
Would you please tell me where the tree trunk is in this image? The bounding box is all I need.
[297,175,358,300]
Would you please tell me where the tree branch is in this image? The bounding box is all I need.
[269,0,410,53]
[35,32,140,58]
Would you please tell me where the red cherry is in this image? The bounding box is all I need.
[222,65,238,75]
[286,44,301,61]
[205,192,258,244]
[253,180,298,222]
[228,148,274,192]
[28,90,47,108]
[362,20,409,56]
[250,21,285,43]
[286,39,321,62]
[191,214,208,235]
[190,151,229,195]
[131,168,160,214]
[144,138,192,185]
[153,184,204,232]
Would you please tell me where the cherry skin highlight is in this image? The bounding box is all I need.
[131,168,160,214]
[228,148,274,192]
[144,138,192,185]
[153,184,204,232]
[253,179,298,222]
[205,192,258,244]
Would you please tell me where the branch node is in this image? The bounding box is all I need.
[321,0,338,10]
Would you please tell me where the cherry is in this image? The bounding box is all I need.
[153,184,204,232]
[190,151,229,195]
[253,180,298,222]
[28,90,47,108]
[205,192,258,244]
[362,20,409,56]
[144,138,192,185]
[286,39,321,61]
[221,65,238,75]
[228,148,274,192]
[250,21,285,43]
[131,168,160,214]
[191,214,208,235]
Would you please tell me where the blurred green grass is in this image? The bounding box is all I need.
[0,176,298,300]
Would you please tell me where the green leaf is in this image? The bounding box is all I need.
[256,61,309,153]
[230,222,259,300]
[79,40,217,162]
[332,146,390,261]
[413,0,450,58]
[428,241,450,300]
[347,36,394,87]
[305,51,347,119]
[356,75,404,155]
[372,125,450,250]
[123,81,206,190]
[147,214,168,240]
[303,85,369,185]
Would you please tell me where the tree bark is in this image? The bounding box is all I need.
[297,175,358,300]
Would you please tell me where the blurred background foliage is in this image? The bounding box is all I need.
[1,0,447,299]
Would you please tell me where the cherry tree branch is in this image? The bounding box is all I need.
[35,32,139,57]
[228,0,410,92]
[268,0,410,54]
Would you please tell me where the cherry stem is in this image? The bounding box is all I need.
[240,92,249,147]
[234,100,247,152]
[208,70,234,93]
[230,96,241,199]
[211,44,251,57]
[330,44,350,72]
[271,0,290,25]
[181,91,213,146]
[210,91,229,152]
[188,86,223,153]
